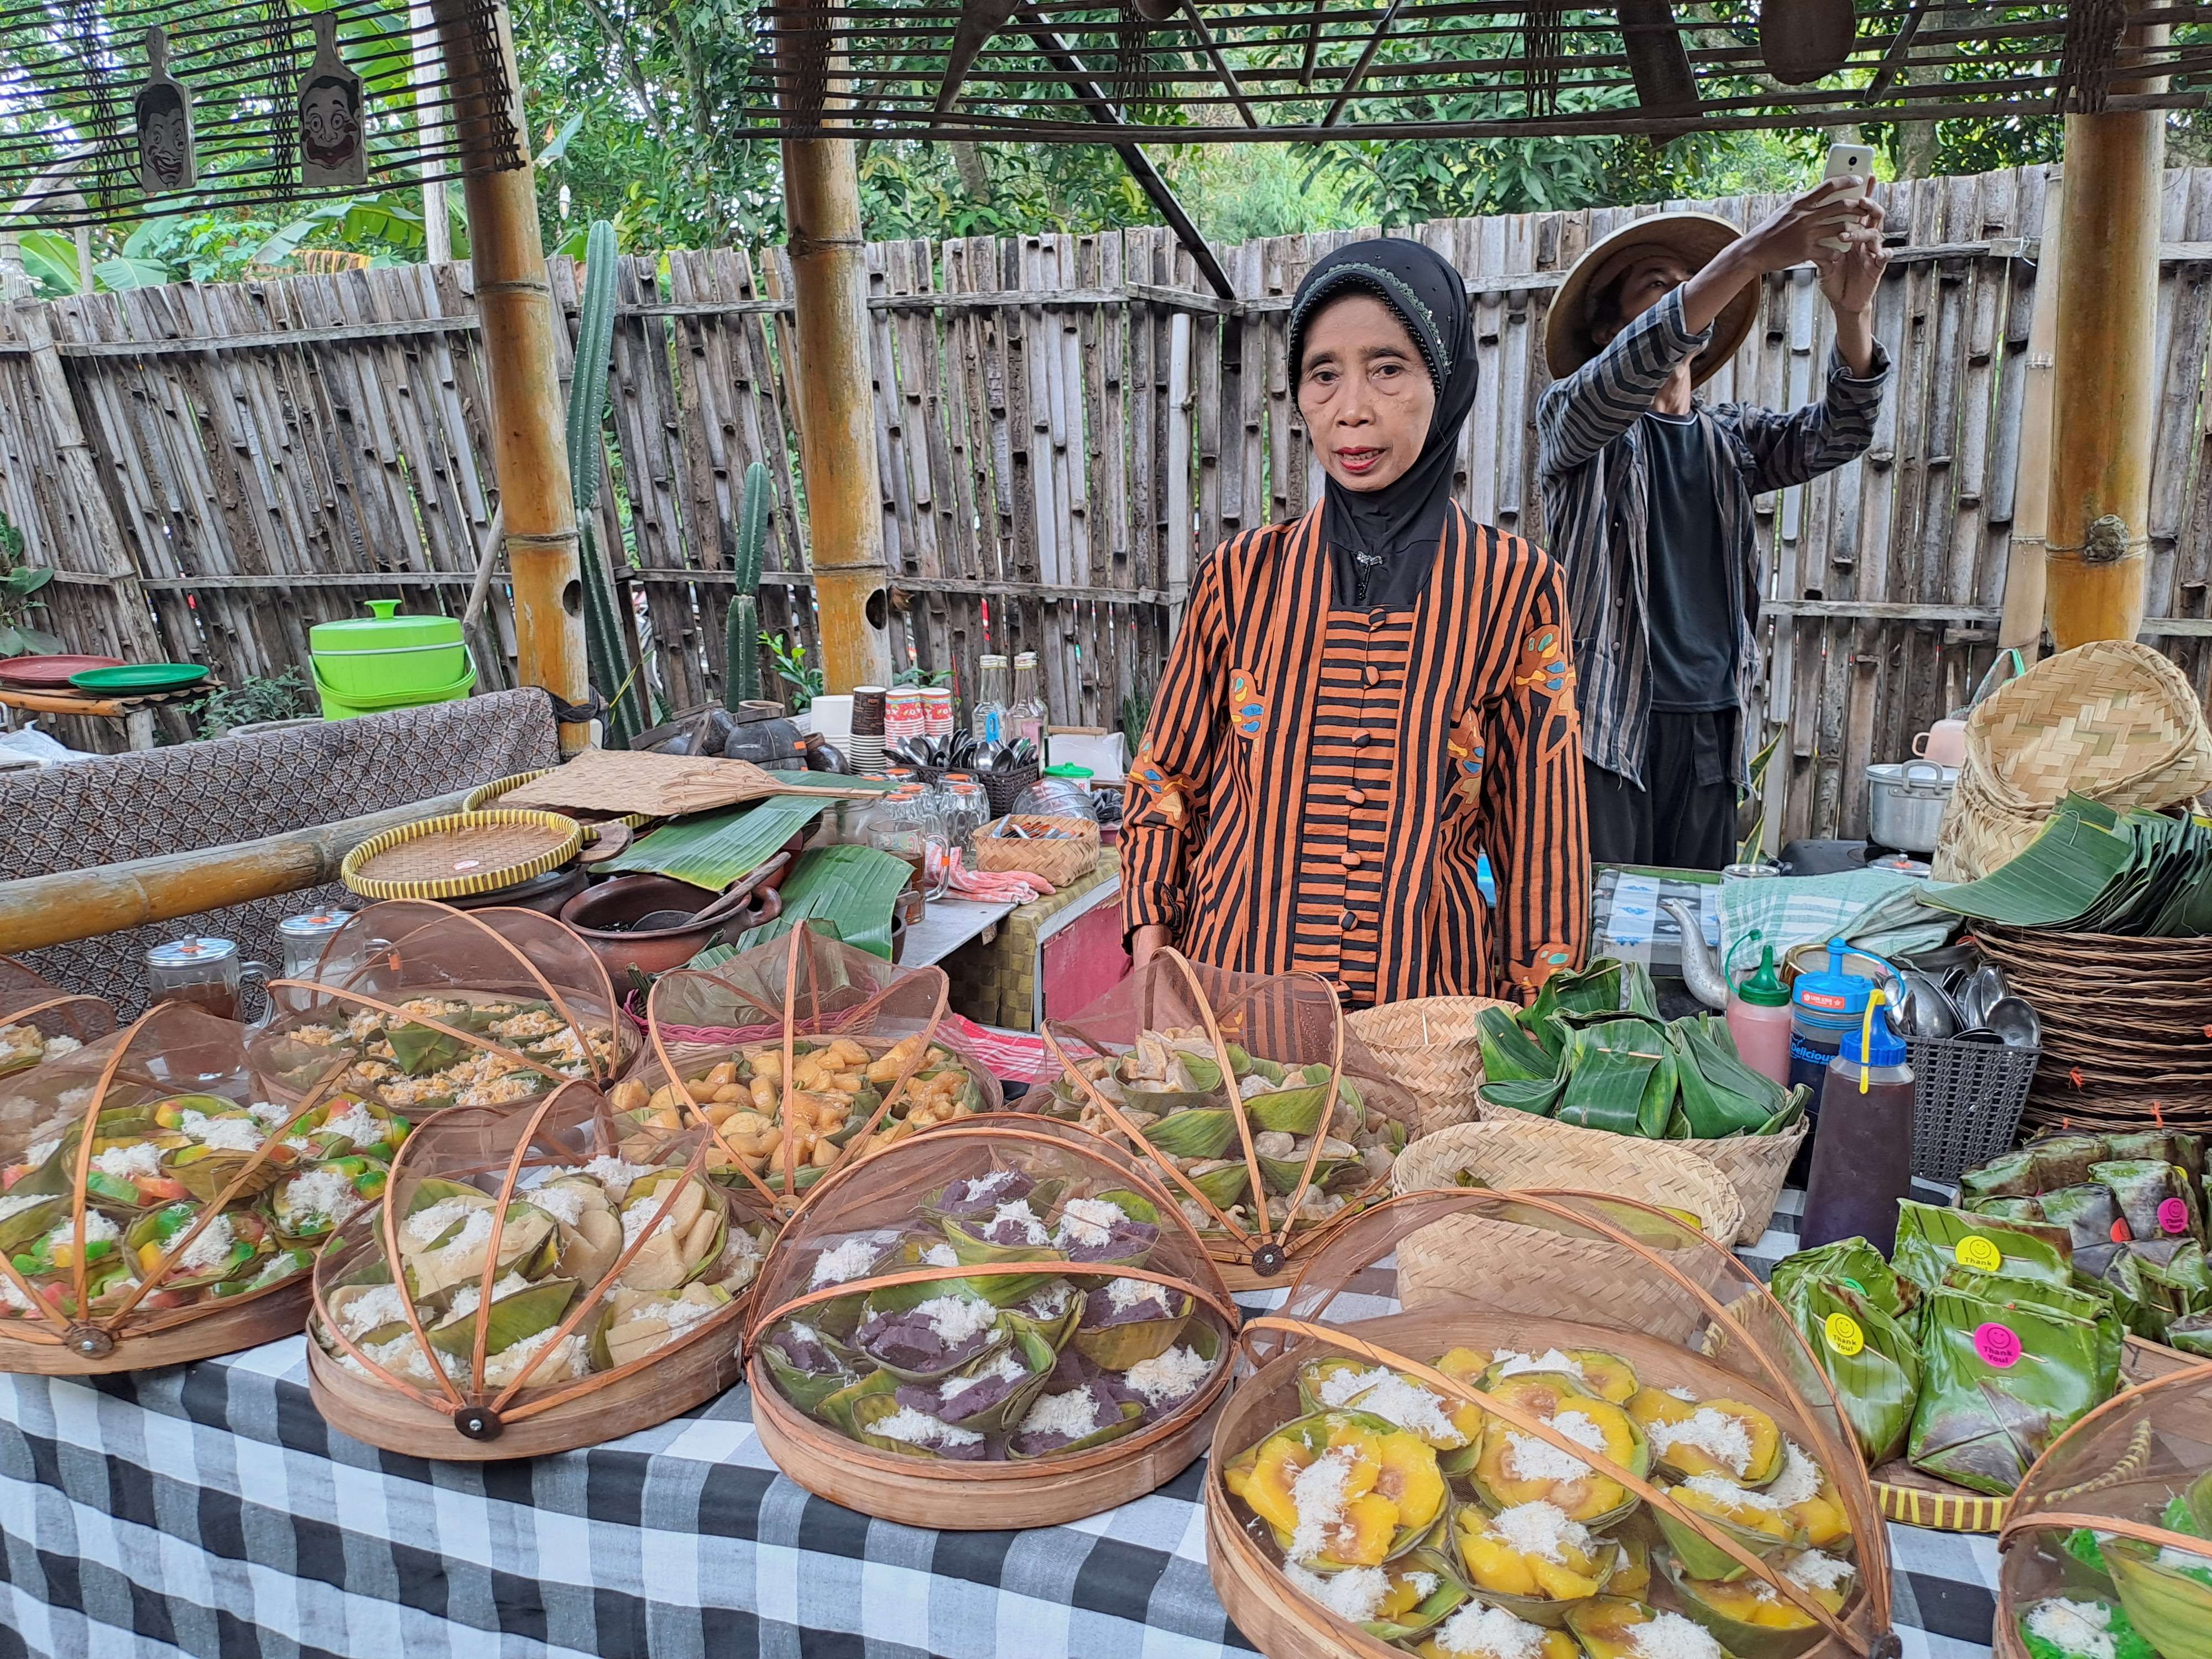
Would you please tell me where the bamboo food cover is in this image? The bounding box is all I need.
[1996,1363,2212,1659]
[0,1002,409,1373]
[0,956,115,1081]
[306,1078,776,1458]
[1207,1189,1893,1659]
[637,926,1006,1219]
[743,1118,1237,1527]
[249,901,635,1114]
[1037,951,1417,1289]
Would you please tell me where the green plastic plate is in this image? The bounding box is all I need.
[68,663,212,694]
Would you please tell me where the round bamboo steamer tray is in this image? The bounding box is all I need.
[1205,1304,1886,1659]
[1867,1333,2202,1533]
[0,1279,312,1376]
[342,811,583,901]
[307,1308,748,1460]
[1399,1117,1746,1245]
[747,1350,1231,1529]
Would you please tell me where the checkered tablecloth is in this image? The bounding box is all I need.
[0,1185,1997,1659]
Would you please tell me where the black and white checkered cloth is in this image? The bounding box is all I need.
[0,1184,1997,1659]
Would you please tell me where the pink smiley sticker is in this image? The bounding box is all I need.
[1973,1322,2022,1368]
[2160,1197,2189,1237]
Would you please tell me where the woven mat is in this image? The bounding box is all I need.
[500,750,854,818]
[0,690,559,1019]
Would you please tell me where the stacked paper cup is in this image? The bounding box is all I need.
[885,687,924,745]
[920,686,954,739]
[848,685,887,773]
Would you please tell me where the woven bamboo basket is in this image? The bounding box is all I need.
[0,956,116,1081]
[0,1002,405,1374]
[1994,1358,2212,1657]
[639,925,1009,1222]
[1392,1117,1745,1243]
[1207,1190,1892,1659]
[305,1078,776,1459]
[974,815,1100,886]
[744,1119,1237,1528]
[249,901,638,1114]
[1465,1102,1803,1246]
[1036,950,1419,1291]
[341,810,584,901]
[1865,1335,2202,1533]
[1344,997,1512,1140]
[1933,641,2212,881]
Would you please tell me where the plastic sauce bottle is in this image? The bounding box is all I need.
[1726,943,1793,1089]
[1799,993,1916,1256]
[1786,939,1874,1185]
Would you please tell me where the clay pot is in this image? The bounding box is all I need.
[559,862,786,979]
[447,863,588,917]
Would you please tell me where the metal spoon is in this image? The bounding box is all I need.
[1899,969,1959,1039]
[1985,995,2043,1051]
[1960,964,2007,1029]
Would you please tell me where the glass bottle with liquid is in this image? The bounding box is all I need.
[1010,650,1046,753]
[1799,994,1916,1256]
[971,654,1012,746]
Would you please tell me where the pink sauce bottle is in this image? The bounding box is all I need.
[1726,943,1794,1089]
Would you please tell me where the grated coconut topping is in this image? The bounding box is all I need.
[1432,1603,1548,1659]
[1646,1407,1754,1476]
[281,1168,364,1226]
[176,1213,238,1274]
[1627,1611,1726,1659]
[90,1144,163,1182]
[1282,1563,1390,1625]
[1019,1388,1104,1440]
[523,1181,593,1229]
[922,1244,959,1268]
[1055,1197,1128,1249]
[1784,1552,1857,1593]
[1764,1439,1824,1509]
[1489,1501,1593,1564]
[337,1282,409,1338]
[1317,1366,1467,1447]
[405,1197,486,1246]
[1123,1344,1212,1407]
[316,1103,381,1147]
[1504,1410,1609,1481]
[915,1296,998,1350]
[1104,1276,1165,1316]
[2026,1600,2116,1659]
[42,1212,119,1249]
[178,1110,265,1152]
[940,1351,1028,1408]
[1683,1473,1786,1512]
[1495,1348,1585,1381]
[871,1406,983,1448]
[810,1237,883,1289]
[983,1199,1048,1245]
[0,1192,53,1222]
[1287,1448,1359,1563]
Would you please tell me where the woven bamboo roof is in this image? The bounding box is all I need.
[0,0,521,230]
[748,1,2212,144]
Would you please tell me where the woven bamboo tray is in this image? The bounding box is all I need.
[342,810,583,901]
[308,1314,746,1460]
[1344,996,1513,1140]
[1207,1302,1885,1659]
[1466,1102,1802,1246]
[1866,1334,2202,1532]
[1393,1117,1745,1243]
[974,815,1099,886]
[463,769,654,830]
[0,1281,312,1375]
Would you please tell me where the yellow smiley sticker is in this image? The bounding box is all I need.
[1823,1312,1865,1358]
[1954,1234,2005,1274]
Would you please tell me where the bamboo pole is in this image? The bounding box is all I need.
[1997,175,2060,659]
[2044,24,2167,650]
[437,0,590,752]
[0,793,471,954]
[780,73,894,692]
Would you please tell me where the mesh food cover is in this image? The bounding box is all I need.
[0,1002,400,1371]
[307,1079,775,1456]
[1207,1189,1894,1659]
[0,956,115,1079]
[1040,950,1416,1280]
[250,901,633,1114]
[742,1119,1237,1524]
[637,925,1004,1219]
[1998,1363,2212,1659]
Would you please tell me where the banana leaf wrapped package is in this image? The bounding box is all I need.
[1893,1198,2074,1297]
[1770,1239,1922,1465]
[306,1078,775,1458]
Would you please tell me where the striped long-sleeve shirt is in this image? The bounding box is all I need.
[1120,502,1589,1006]
[1536,288,1891,787]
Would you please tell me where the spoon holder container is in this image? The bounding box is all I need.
[1903,1034,2039,1183]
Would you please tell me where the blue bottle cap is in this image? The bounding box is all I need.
[1840,1000,1907,1067]
[1792,937,1873,1016]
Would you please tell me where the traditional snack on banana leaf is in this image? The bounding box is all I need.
[1893,1198,2073,1296]
[0,1022,82,1079]
[1770,1261,1921,1466]
[1222,1344,1858,1655]
[2017,1598,2159,1659]
[2094,1161,2204,1249]
[612,1033,986,1194]
[264,997,622,1113]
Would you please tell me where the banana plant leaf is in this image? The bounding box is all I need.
[1477,1008,1559,1083]
[1894,1198,2073,1295]
[1554,1020,1664,1134]
[1636,1042,1678,1138]
[388,1022,472,1078]
[1923,797,2134,927]
[426,1279,580,1358]
[1479,1074,1565,1117]
[1142,1107,1238,1160]
[1533,959,1626,1021]
[599,793,835,887]
[1673,1029,1783,1138]
[1776,1275,1921,1464]
[1623,962,1662,1019]
[1771,1237,1917,1319]
[730,846,915,961]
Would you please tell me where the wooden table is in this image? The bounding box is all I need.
[0,684,200,750]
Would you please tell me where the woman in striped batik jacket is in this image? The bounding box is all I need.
[1120,239,1589,1009]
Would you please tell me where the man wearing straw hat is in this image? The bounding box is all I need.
[1538,181,1892,870]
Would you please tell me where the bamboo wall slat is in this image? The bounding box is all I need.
[3,165,2209,842]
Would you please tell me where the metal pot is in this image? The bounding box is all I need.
[1865,759,1956,854]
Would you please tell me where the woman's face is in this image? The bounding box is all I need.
[1297,293,1436,493]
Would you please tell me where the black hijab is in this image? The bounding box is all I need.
[1287,239,1479,609]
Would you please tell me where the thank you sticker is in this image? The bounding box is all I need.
[1823,1312,1865,1358]
[1954,1234,2004,1274]
[2159,1198,2189,1237]
[1973,1322,2022,1368]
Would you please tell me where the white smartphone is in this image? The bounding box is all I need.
[1820,143,1874,251]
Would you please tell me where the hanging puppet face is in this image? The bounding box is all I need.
[301,75,360,170]
[137,85,190,191]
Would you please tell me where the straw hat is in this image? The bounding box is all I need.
[1546,212,1757,387]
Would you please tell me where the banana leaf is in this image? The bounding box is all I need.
[1533,959,1625,1021]
[1636,1042,1678,1138]
[1623,962,1662,1019]
[729,846,914,961]
[1776,1275,1921,1464]
[1673,1028,1783,1137]
[1923,797,2133,927]
[1477,1008,1560,1084]
[1554,1020,1663,1134]
[387,1022,472,1078]
[1771,1237,1917,1320]
[1480,1074,1565,1117]
[1894,1198,2073,1296]
[1245,1081,1332,1136]
[1141,1107,1238,1160]
[426,1278,580,1358]
[1186,1161,1251,1214]
[601,793,835,886]
[1757,1087,1810,1135]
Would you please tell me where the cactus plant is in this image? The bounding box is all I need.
[567,220,644,748]
[724,460,770,710]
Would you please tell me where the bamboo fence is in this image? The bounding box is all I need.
[3,163,2211,842]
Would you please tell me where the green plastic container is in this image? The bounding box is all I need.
[309,600,475,720]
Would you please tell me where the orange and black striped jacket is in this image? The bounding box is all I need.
[1121,502,1590,1006]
